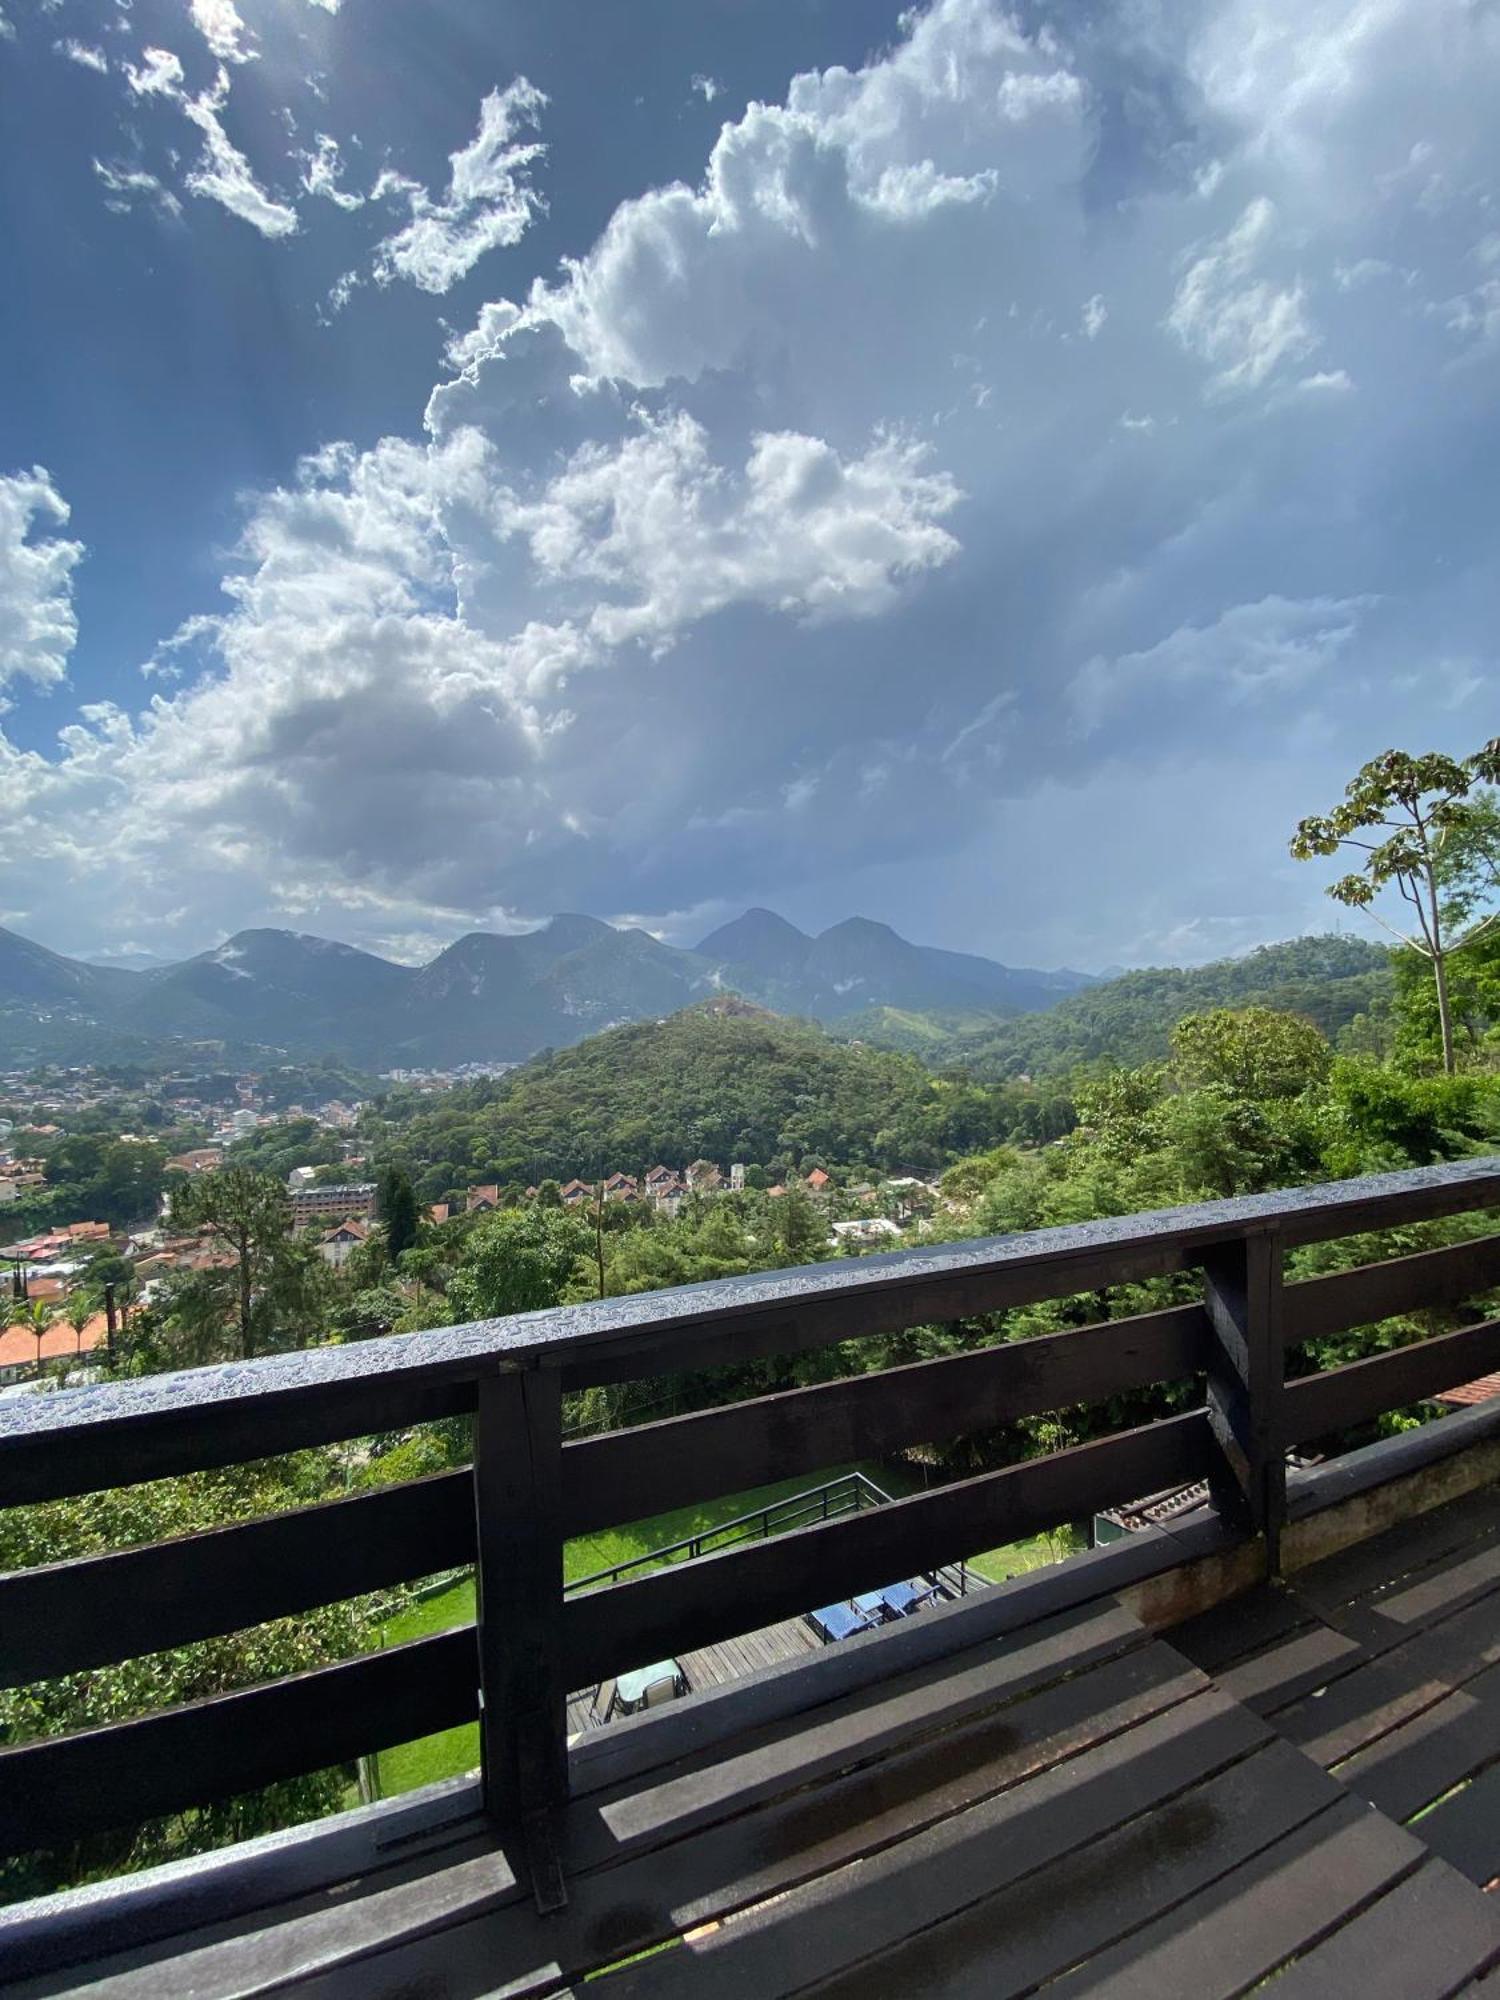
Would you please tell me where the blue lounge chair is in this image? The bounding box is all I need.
[808,1600,876,1643]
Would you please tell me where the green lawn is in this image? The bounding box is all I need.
[371,1462,1083,1797]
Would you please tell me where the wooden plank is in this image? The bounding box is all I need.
[564,1605,1166,1875]
[1410,1764,1500,1890]
[1292,1484,1500,1614]
[1284,1318,1500,1446]
[587,1694,1283,2000]
[1334,1658,1500,1822]
[8,1161,1498,1505]
[564,1305,1208,1535]
[0,1370,476,1508]
[749,1739,1348,2000]
[1217,1620,1367,1715]
[305,1674,1261,2000]
[1284,1234,1500,1347]
[1255,1857,1500,1999]
[473,1369,566,1833]
[1169,1582,1316,1675]
[0,1628,478,1853]
[0,1470,474,1687]
[1202,1235,1284,1557]
[561,1413,1215,1687]
[1038,1795,1426,2000]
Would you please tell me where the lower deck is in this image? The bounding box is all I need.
[11,1463,1500,1997]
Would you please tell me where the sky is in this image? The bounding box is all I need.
[0,0,1496,974]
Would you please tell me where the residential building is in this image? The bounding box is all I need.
[831,1217,903,1247]
[466,1185,501,1213]
[166,1149,223,1175]
[0,1309,111,1385]
[686,1160,723,1191]
[319,1219,371,1269]
[805,1168,831,1193]
[559,1179,595,1207]
[602,1172,638,1202]
[288,1183,376,1229]
[729,1163,746,1191]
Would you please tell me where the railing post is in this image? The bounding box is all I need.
[473,1361,568,1912]
[1202,1229,1285,1573]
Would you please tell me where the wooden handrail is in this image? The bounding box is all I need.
[3,1159,1500,1879]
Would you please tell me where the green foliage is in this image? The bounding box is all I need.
[0,1451,375,1901]
[446,1206,591,1320]
[864,936,1391,1081]
[375,1164,419,1260]
[1170,1006,1332,1100]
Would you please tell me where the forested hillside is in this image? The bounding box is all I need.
[368,1001,1073,1193]
[837,936,1391,1078]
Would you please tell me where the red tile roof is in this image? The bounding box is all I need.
[1439,1374,1500,1407]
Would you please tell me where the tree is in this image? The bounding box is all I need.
[1291,742,1500,1074]
[1171,1007,1331,1101]
[375,1165,420,1261]
[18,1298,54,1375]
[64,1289,97,1362]
[445,1207,588,1321]
[170,1167,293,1360]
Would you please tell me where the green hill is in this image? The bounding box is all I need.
[373,1000,1034,1186]
[835,936,1392,1079]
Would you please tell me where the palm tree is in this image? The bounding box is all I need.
[19,1298,56,1376]
[65,1289,97,1363]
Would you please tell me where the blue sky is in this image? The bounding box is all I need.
[1,0,1496,970]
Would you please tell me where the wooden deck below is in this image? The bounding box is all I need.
[565,1613,822,1736]
[12,1482,1500,1997]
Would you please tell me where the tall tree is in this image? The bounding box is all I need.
[375,1164,420,1261]
[170,1167,293,1359]
[1291,742,1500,1074]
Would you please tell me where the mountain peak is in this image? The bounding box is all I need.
[697,907,811,961]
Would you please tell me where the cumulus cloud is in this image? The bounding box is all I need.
[372,78,546,292]
[7,0,1500,962]
[122,45,184,97]
[0,469,84,702]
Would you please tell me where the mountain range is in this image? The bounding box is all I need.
[0,911,1098,1069]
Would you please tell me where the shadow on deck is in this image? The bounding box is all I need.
[10,1412,1500,1997]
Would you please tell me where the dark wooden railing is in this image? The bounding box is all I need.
[5,1158,1500,1894]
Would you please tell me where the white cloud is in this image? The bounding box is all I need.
[183,68,298,236]
[123,45,184,96]
[494,410,962,676]
[189,0,255,65]
[1166,198,1318,393]
[299,133,362,210]
[691,74,720,103]
[1081,293,1107,339]
[57,39,108,71]
[0,469,84,702]
[0,12,15,43]
[93,158,183,219]
[1069,596,1370,732]
[372,78,546,293]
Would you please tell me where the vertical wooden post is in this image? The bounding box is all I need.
[473,1362,568,1911]
[1202,1230,1285,1574]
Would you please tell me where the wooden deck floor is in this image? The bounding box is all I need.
[13,1485,1500,1997]
[565,1614,822,1737]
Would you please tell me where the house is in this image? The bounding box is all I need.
[559,1179,595,1207]
[729,1163,747,1191]
[805,1168,831,1193]
[288,1166,319,1189]
[319,1218,371,1269]
[428,1203,451,1226]
[466,1185,500,1214]
[602,1172,638,1202]
[166,1149,222,1175]
[686,1160,723,1191]
[643,1165,678,1193]
[65,1221,110,1244]
[831,1218,903,1247]
[766,1184,787,1198]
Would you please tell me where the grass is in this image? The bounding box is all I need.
[370,1463,1085,1797]
[372,1460,909,1796]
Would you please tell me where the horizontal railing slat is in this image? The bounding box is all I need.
[1283,1318,1500,1446]
[1282,1233,1500,1347]
[5,1161,1499,1504]
[561,1411,1216,1687]
[0,1470,476,1688]
[0,1629,478,1854]
[563,1304,1209,1536]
